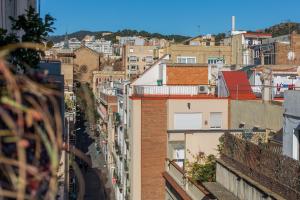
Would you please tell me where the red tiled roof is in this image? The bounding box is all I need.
[222,71,256,100]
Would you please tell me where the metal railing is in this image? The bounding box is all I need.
[133,85,209,96]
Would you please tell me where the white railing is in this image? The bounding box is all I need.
[133,85,208,96]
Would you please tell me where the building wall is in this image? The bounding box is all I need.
[231,34,243,66]
[92,71,125,94]
[0,0,36,31]
[216,161,279,200]
[165,44,232,65]
[141,99,167,200]
[129,99,142,200]
[123,45,157,78]
[230,100,283,131]
[275,33,300,65]
[166,65,208,85]
[74,47,100,84]
[168,99,229,130]
[167,99,228,160]
[283,91,300,159]
[61,63,73,88]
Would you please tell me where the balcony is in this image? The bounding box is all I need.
[164,159,214,199]
[132,85,209,96]
[113,112,121,126]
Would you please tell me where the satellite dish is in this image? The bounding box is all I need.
[288,51,295,61]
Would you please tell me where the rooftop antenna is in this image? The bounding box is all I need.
[197,25,201,36]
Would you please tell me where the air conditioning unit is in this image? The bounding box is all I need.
[199,86,207,93]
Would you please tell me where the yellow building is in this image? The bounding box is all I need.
[162,43,232,65]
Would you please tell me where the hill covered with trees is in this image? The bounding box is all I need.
[48,22,300,44]
[264,22,300,37]
[48,29,190,43]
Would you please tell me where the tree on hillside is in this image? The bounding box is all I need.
[0,6,55,71]
[265,22,300,37]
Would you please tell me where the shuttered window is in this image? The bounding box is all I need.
[174,113,202,130]
[210,112,222,129]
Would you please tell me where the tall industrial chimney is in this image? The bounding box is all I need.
[232,16,236,32]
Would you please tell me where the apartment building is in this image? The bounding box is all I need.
[0,0,36,31]
[125,56,230,200]
[85,38,113,57]
[162,43,232,65]
[56,49,76,91]
[73,46,101,84]
[182,34,216,46]
[122,45,157,79]
[252,32,300,65]
[224,32,272,66]
[92,68,125,95]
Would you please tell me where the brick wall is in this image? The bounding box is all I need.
[167,66,208,85]
[141,99,167,200]
[275,33,300,65]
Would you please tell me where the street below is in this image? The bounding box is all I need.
[74,107,107,200]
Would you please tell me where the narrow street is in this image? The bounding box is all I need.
[74,107,107,200]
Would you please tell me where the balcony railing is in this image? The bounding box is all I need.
[164,159,213,199]
[132,85,209,96]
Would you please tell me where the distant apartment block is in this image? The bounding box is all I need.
[122,44,157,79]
[252,32,300,65]
[162,43,232,65]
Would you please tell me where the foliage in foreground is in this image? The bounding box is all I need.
[0,6,55,71]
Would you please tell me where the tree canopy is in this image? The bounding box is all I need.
[0,6,55,71]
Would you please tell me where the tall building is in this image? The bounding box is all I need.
[0,0,36,31]
[122,44,157,79]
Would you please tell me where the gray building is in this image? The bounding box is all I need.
[0,0,36,31]
[283,90,300,160]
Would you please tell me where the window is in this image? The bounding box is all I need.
[208,57,225,65]
[177,56,196,64]
[210,112,222,129]
[174,113,202,130]
[129,48,134,53]
[129,65,138,71]
[128,56,138,62]
[173,148,185,168]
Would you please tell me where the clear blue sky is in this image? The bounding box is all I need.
[40,0,300,36]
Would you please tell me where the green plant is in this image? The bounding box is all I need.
[185,152,216,182]
[0,6,55,71]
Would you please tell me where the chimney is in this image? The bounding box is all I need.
[232,16,236,32]
[261,67,273,101]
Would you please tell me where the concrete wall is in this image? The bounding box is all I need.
[61,63,73,88]
[230,100,283,131]
[168,99,228,161]
[216,161,278,200]
[129,99,141,200]
[283,91,300,159]
[168,99,229,130]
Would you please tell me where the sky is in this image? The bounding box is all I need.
[40,0,300,37]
